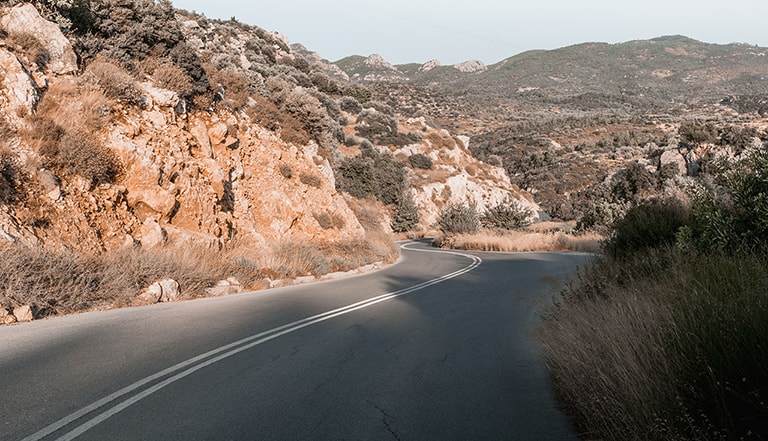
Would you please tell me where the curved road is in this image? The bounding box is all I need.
[0,241,591,440]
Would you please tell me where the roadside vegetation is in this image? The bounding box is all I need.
[433,199,603,253]
[0,232,398,322]
[540,146,768,440]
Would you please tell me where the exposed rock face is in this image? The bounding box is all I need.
[419,59,441,72]
[0,3,78,75]
[391,119,543,228]
[364,54,397,70]
[0,5,365,253]
[453,60,487,73]
[0,48,39,118]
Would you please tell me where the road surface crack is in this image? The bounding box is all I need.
[366,400,402,441]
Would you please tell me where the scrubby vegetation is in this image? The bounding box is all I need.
[0,235,399,320]
[541,143,768,440]
[335,143,419,231]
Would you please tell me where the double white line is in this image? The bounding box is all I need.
[22,243,482,441]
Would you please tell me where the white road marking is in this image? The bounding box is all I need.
[21,242,481,441]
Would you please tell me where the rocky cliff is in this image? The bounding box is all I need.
[0,2,539,256]
[0,3,362,253]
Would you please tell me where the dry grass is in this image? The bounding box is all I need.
[540,248,768,440]
[436,230,603,253]
[0,233,399,321]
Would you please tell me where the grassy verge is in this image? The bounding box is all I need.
[0,232,398,321]
[540,247,768,440]
[434,229,604,253]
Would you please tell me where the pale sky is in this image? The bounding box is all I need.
[171,0,768,65]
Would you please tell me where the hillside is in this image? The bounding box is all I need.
[0,1,539,322]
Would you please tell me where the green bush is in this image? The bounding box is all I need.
[437,203,479,235]
[340,96,362,114]
[391,192,420,232]
[679,145,768,252]
[408,153,432,170]
[336,145,407,206]
[481,197,533,230]
[605,198,691,258]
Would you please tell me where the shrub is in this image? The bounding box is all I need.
[438,202,479,235]
[481,197,533,230]
[340,96,362,114]
[45,131,124,187]
[278,163,293,179]
[678,146,768,252]
[299,172,322,188]
[312,211,345,230]
[408,153,432,170]
[605,198,691,258]
[7,31,49,68]
[335,145,407,206]
[0,149,25,205]
[391,191,420,232]
[342,85,372,103]
[678,120,718,147]
[85,58,143,105]
[206,66,250,111]
[150,61,194,97]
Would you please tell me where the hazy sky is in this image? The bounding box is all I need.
[171,0,768,65]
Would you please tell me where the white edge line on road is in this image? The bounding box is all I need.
[21,242,481,441]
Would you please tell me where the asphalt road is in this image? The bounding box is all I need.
[0,241,592,441]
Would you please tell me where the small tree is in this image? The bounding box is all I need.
[391,192,420,232]
[438,203,479,235]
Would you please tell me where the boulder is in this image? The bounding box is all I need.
[660,149,687,176]
[139,218,167,248]
[0,3,78,75]
[205,277,243,296]
[140,82,179,109]
[0,48,39,117]
[140,279,180,303]
[12,305,33,322]
[126,185,177,221]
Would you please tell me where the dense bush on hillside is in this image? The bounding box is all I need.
[335,144,419,231]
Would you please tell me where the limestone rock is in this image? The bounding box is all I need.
[0,3,78,75]
[141,279,181,303]
[205,277,243,296]
[0,48,39,118]
[140,82,179,109]
[660,149,687,176]
[139,218,167,248]
[126,185,177,221]
[13,305,33,322]
[419,59,441,72]
[453,60,487,73]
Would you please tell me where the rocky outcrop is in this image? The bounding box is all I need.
[0,3,77,75]
[0,47,39,119]
[419,59,441,72]
[391,118,543,228]
[141,279,181,303]
[453,60,487,73]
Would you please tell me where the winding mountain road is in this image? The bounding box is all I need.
[1,241,591,440]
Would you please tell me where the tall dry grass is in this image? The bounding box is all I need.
[540,247,768,440]
[436,230,603,253]
[0,233,399,320]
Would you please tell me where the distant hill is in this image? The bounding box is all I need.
[327,36,768,114]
